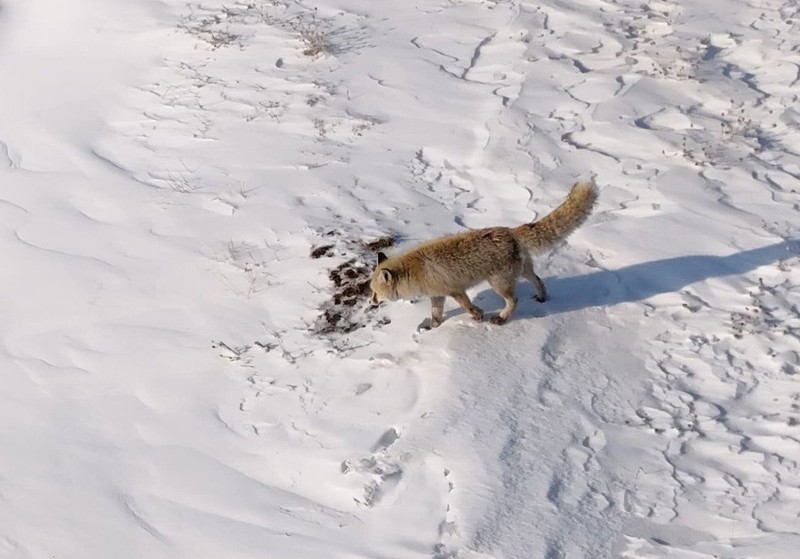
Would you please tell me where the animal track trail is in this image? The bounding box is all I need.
[537,332,566,407]
[544,420,611,513]
[341,426,405,508]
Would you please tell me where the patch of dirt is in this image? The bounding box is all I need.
[365,236,395,252]
[312,232,395,335]
[310,244,335,259]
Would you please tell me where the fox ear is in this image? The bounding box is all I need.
[380,268,393,283]
[377,252,388,265]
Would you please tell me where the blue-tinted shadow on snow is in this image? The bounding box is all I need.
[475,240,797,318]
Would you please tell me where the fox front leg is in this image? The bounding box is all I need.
[420,296,445,331]
[417,296,446,330]
[430,296,445,326]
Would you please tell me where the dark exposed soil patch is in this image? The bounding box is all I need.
[312,233,395,335]
[310,244,335,259]
[365,236,395,252]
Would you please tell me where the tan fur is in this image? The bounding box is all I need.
[370,181,598,327]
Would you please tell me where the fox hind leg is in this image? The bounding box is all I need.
[488,276,518,325]
[450,291,484,322]
[522,259,547,302]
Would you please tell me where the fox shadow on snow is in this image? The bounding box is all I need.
[465,240,797,321]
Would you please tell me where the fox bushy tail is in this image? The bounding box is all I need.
[511,181,598,253]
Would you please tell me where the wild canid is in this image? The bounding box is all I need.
[369,181,598,327]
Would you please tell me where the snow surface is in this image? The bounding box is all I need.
[1,0,799,558]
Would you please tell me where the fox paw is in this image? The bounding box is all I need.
[418,317,442,331]
[489,315,507,325]
[469,308,484,322]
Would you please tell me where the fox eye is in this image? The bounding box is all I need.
[380,269,393,283]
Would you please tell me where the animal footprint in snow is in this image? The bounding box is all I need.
[372,427,400,452]
[341,427,404,507]
[340,456,403,507]
[582,429,606,452]
[361,463,403,507]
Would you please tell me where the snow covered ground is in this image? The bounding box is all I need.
[1,0,799,557]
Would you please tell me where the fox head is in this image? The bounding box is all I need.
[369,251,399,305]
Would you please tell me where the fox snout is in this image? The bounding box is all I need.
[369,291,380,306]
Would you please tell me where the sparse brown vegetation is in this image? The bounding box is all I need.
[180,1,333,57]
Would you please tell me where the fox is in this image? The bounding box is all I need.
[369,181,598,328]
